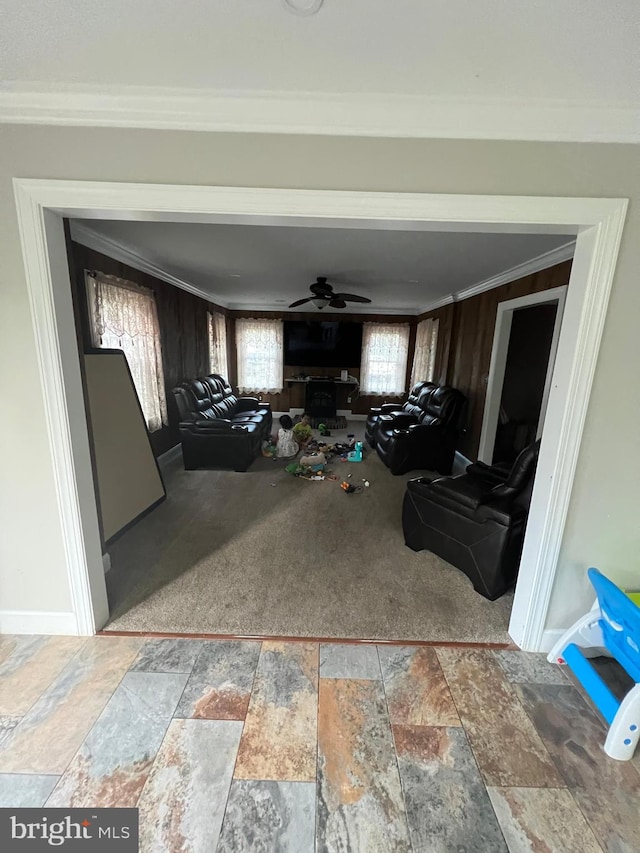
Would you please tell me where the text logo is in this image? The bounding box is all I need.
[0,809,138,851]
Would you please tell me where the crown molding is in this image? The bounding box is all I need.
[226,302,413,315]
[1,84,638,143]
[72,220,575,317]
[418,240,576,314]
[454,240,576,302]
[69,221,227,307]
[71,222,416,314]
[416,295,455,316]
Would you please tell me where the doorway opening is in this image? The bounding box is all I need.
[479,287,566,465]
[13,180,627,649]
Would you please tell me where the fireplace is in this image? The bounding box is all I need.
[305,380,337,418]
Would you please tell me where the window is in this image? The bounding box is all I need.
[85,271,168,432]
[410,317,439,387]
[235,318,284,393]
[360,322,410,395]
[208,311,229,379]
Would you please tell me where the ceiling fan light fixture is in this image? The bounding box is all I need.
[282,0,324,16]
[311,297,327,309]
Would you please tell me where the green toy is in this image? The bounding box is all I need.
[318,423,331,436]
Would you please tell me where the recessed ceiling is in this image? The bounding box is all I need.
[70,219,572,314]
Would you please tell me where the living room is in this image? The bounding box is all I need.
[63,216,573,642]
[2,3,638,844]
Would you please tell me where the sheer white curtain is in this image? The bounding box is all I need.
[360,322,410,395]
[235,318,284,393]
[208,311,229,379]
[85,271,168,432]
[410,317,439,386]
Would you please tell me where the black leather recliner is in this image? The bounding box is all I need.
[172,375,272,471]
[365,381,435,448]
[402,440,540,600]
[375,385,466,475]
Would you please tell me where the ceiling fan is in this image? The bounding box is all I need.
[288,277,372,310]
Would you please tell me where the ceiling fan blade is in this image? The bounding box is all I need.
[288,297,313,308]
[335,293,372,304]
[329,298,347,309]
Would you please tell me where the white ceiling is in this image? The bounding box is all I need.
[2,0,638,101]
[1,1,638,140]
[70,219,571,314]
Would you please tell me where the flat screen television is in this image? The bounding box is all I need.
[283,320,363,368]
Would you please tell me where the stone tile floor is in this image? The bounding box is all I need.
[0,634,637,852]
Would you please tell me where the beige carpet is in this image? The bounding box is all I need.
[105,425,514,642]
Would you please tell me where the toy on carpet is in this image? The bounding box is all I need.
[300,451,326,469]
[285,452,329,481]
[347,441,363,462]
[340,480,362,494]
[318,423,331,436]
[548,567,640,761]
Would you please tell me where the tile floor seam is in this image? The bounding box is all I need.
[28,639,142,792]
[133,711,187,809]
[438,648,565,790]
[44,677,129,803]
[567,794,607,853]
[435,647,509,840]
[375,643,415,853]
[45,667,186,809]
[0,637,89,729]
[167,640,203,722]
[215,639,265,848]
[434,647,512,851]
[313,642,319,853]
[567,675,640,781]
[516,679,631,852]
[511,679,585,793]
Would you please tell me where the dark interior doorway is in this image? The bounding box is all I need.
[493,302,558,463]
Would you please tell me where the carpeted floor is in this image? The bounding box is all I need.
[105,423,514,642]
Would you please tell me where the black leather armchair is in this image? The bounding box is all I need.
[365,381,434,448]
[375,385,466,475]
[402,440,540,600]
[172,375,271,471]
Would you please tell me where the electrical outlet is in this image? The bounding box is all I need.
[347,396,352,403]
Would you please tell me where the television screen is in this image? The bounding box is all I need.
[283,321,363,367]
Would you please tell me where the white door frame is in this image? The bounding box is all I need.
[12,180,627,650]
[478,285,567,464]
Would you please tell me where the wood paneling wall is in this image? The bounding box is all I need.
[67,239,228,456]
[229,310,417,415]
[68,231,571,462]
[418,260,572,459]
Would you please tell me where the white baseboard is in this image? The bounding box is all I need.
[345,413,367,421]
[539,629,566,654]
[157,443,182,469]
[0,610,79,635]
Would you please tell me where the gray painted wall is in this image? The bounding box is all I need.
[0,126,638,631]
